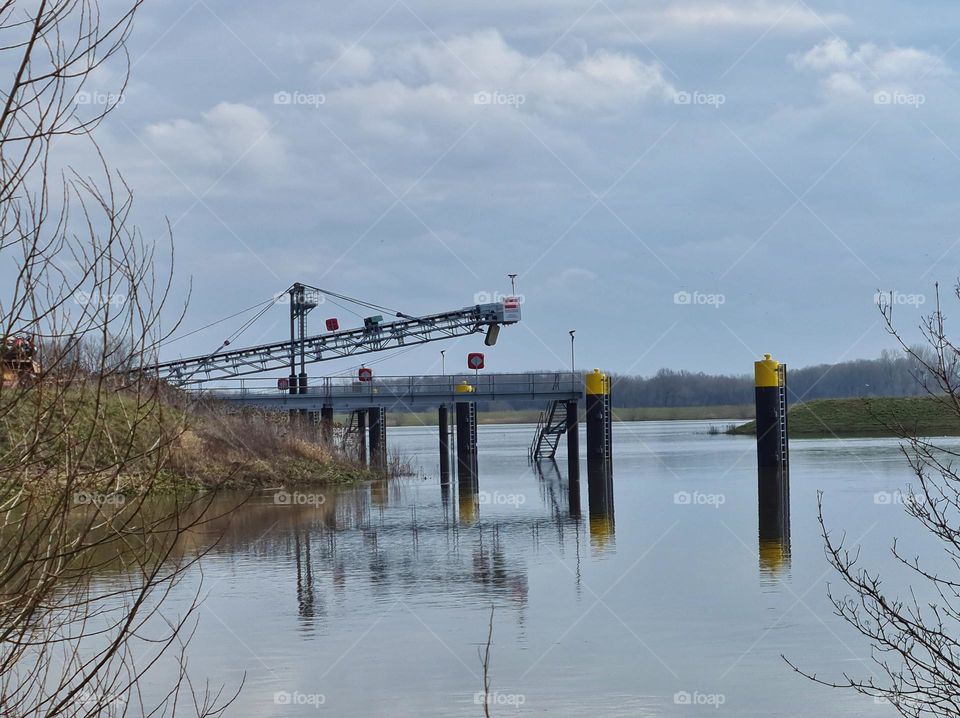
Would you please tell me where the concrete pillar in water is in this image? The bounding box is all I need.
[356,409,367,465]
[320,406,334,444]
[438,404,450,484]
[585,369,614,545]
[368,407,387,471]
[755,354,790,563]
[565,399,581,517]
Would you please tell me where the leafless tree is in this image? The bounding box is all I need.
[790,284,960,716]
[0,1,237,716]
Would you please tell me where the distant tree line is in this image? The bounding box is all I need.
[609,349,930,408]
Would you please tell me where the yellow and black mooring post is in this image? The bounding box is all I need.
[585,369,614,537]
[754,354,790,551]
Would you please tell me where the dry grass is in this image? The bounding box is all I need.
[0,384,379,493]
[165,401,377,489]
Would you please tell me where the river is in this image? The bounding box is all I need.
[137,420,945,716]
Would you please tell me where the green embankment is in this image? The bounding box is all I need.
[387,404,755,426]
[730,396,960,437]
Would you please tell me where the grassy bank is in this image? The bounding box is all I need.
[386,404,755,426]
[0,383,376,494]
[730,396,960,437]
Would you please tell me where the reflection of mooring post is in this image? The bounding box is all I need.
[755,354,790,544]
[585,369,614,529]
[455,401,478,494]
[565,398,581,517]
[438,404,450,484]
[368,407,387,471]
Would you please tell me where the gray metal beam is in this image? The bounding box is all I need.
[198,372,583,413]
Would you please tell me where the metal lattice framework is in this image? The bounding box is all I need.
[150,302,519,385]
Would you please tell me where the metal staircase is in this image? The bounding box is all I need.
[529,400,569,462]
[340,409,363,454]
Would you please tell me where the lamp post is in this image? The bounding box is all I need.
[569,330,576,383]
[441,350,446,376]
[508,273,517,296]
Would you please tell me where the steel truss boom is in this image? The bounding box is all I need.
[149,299,520,385]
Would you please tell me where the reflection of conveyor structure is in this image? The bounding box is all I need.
[298,490,543,615]
[189,485,596,622]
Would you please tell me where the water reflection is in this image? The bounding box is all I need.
[587,461,616,551]
[457,487,479,525]
[294,530,318,621]
[758,466,791,578]
[758,538,791,580]
[186,475,599,626]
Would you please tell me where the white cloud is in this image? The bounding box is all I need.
[318,44,376,80]
[320,29,675,130]
[145,102,285,173]
[572,0,848,43]
[792,37,946,100]
[554,267,598,283]
[660,2,845,30]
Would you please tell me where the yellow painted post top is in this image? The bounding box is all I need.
[585,368,609,395]
[754,353,780,388]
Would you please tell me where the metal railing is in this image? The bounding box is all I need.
[195,372,583,401]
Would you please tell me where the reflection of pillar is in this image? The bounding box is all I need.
[439,404,450,484]
[440,476,450,507]
[458,486,478,524]
[758,466,791,570]
[294,530,315,619]
[759,536,791,576]
[371,477,388,506]
[589,512,615,550]
[320,406,334,444]
[565,399,581,518]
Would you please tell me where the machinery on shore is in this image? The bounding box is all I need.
[1,335,39,388]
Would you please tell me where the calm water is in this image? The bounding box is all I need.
[141,421,949,716]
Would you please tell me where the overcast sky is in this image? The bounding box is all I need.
[76,0,960,378]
